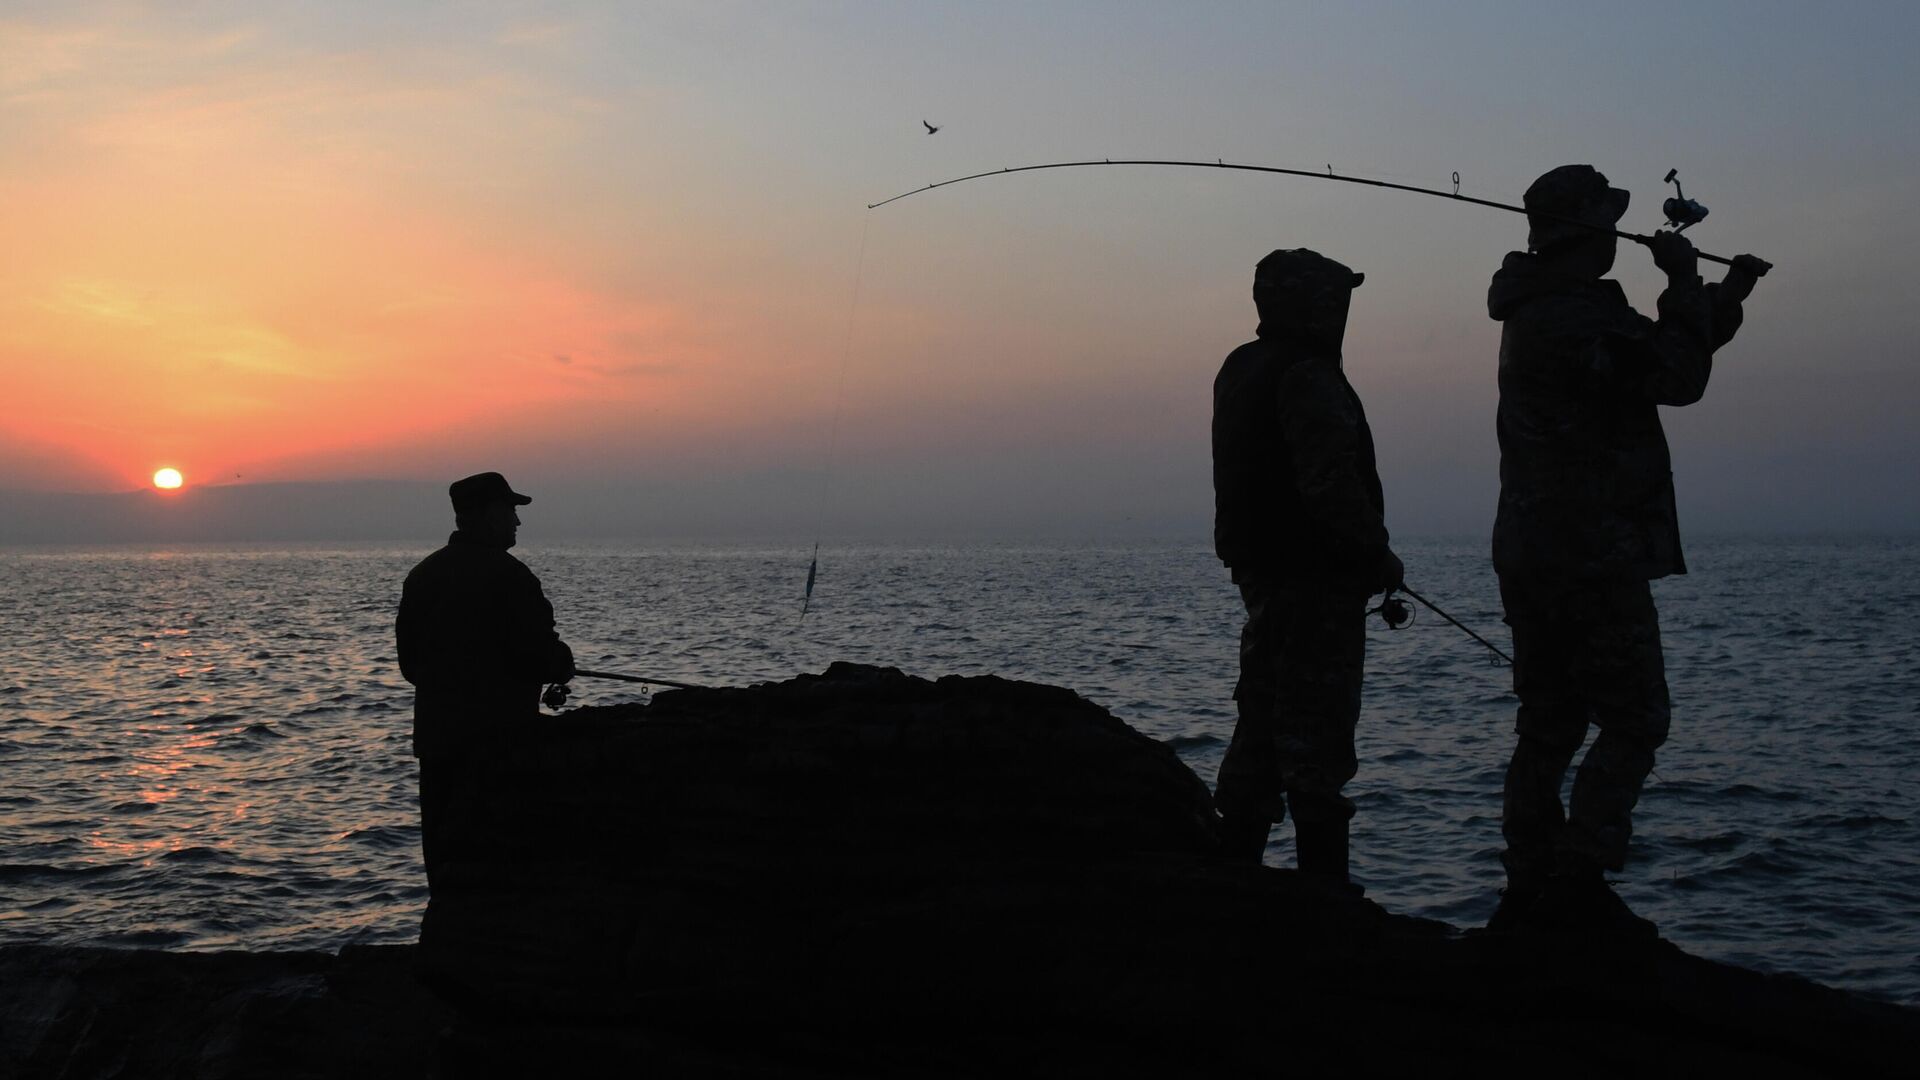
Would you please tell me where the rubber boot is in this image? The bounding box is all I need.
[1485,877,1545,932]
[1295,818,1362,897]
[1535,860,1657,939]
[1217,814,1272,864]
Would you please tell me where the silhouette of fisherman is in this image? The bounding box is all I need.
[396,472,574,886]
[1211,248,1404,885]
[1486,165,1766,934]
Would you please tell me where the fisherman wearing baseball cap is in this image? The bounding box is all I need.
[448,470,532,514]
[396,471,574,888]
[1211,247,1403,889]
[1485,166,1767,936]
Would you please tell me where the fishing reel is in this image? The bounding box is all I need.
[1368,591,1414,630]
[542,681,572,711]
[1661,169,1709,232]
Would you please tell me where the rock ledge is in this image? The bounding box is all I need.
[4,664,1915,1076]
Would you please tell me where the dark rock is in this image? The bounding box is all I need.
[419,663,1226,1018]
[0,944,447,1079]
[4,664,1916,1076]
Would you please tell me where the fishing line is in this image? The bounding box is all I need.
[799,211,875,624]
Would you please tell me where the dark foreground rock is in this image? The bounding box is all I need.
[0,944,445,1078]
[4,664,1916,1077]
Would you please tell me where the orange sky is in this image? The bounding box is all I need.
[0,13,727,491]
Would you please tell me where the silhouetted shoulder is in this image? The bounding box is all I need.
[1274,355,1356,413]
[408,540,531,582]
[1213,338,1269,392]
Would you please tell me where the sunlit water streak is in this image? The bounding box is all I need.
[1,537,1915,1004]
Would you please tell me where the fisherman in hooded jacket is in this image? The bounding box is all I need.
[397,472,574,885]
[1485,165,1767,933]
[1212,248,1404,887]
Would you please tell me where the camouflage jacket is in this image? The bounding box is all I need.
[396,531,573,759]
[1213,327,1388,589]
[1488,252,1744,581]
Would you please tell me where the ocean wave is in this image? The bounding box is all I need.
[158,846,233,864]
[1161,733,1221,751]
[0,862,123,883]
[96,928,192,948]
[1794,812,1905,830]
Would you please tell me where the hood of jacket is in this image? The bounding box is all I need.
[1487,249,1625,322]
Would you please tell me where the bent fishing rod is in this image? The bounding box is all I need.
[870,159,1770,270]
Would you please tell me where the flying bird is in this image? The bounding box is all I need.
[923,120,940,135]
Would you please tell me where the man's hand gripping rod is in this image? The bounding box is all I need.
[1371,584,1515,666]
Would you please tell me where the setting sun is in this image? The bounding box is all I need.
[152,468,184,490]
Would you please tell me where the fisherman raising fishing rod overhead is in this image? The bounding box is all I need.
[1211,248,1403,888]
[1484,165,1767,937]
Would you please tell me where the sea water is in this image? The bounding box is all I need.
[1,537,1916,1004]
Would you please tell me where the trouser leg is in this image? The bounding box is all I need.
[1565,582,1670,872]
[1499,575,1590,887]
[1215,583,1287,837]
[1500,576,1672,881]
[1502,732,1586,884]
[1272,588,1366,829]
[1216,582,1366,869]
[419,755,483,890]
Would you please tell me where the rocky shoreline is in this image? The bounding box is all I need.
[5,664,1916,1076]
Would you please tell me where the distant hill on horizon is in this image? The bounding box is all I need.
[6,478,1911,547]
[0,478,1216,546]
[0,480,449,545]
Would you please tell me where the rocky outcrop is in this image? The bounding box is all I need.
[0,944,444,1079]
[4,664,1916,1077]
[418,662,1226,1020]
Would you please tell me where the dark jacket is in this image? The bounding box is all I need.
[1488,252,1745,581]
[396,532,573,759]
[1213,326,1389,589]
